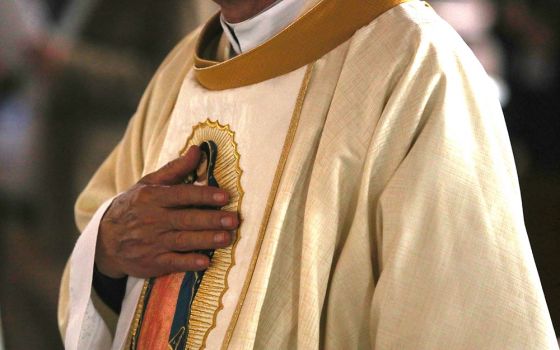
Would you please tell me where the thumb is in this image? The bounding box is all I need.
[141,146,200,185]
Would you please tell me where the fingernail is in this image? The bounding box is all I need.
[221,216,233,227]
[196,258,207,267]
[213,192,226,202]
[214,232,227,243]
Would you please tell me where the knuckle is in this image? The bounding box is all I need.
[122,208,159,230]
[191,186,206,203]
[172,233,182,248]
[160,254,199,272]
[139,174,152,185]
[174,185,190,205]
[158,161,177,178]
[180,212,196,229]
[128,190,142,205]
[140,167,163,184]
[199,187,213,203]
[162,160,175,172]
[193,211,208,227]
[173,210,223,230]
[140,211,158,226]
[192,214,204,229]
[173,233,188,250]
[110,194,127,210]
[168,213,180,229]
[171,187,182,205]
[180,184,201,205]
[167,255,181,270]
[212,211,224,227]
[216,231,232,245]
[135,185,155,203]
[205,211,220,228]
[181,255,198,270]
[189,210,208,229]
[197,232,212,247]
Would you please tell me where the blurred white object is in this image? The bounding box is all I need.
[0,0,49,71]
[490,75,510,106]
[431,0,508,106]
[0,0,101,72]
[431,0,496,42]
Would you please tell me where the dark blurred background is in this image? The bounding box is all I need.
[0,0,558,348]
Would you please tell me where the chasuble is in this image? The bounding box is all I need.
[59,0,558,349]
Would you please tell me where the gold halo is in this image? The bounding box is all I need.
[181,119,244,349]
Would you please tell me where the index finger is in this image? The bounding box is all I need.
[141,146,200,185]
[154,252,210,275]
[157,184,230,208]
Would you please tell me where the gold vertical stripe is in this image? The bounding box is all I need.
[221,63,315,349]
[125,279,150,349]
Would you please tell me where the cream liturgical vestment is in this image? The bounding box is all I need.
[59,0,558,349]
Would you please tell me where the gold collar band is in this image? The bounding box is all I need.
[194,0,412,90]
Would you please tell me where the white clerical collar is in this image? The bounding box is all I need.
[220,0,305,54]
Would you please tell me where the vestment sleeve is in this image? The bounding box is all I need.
[57,85,157,348]
[58,29,200,349]
[371,34,558,348]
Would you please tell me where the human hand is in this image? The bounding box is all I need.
[95,146,239,279]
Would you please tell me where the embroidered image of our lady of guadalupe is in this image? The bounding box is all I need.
[127,120,243,350]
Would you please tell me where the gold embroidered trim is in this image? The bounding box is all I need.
[221,63,315,349]
[125,279,150,349]
[181,120,244,350]
[194,0,411,90]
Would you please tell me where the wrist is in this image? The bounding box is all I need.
[96,221,126,279]
[94,256,126,279]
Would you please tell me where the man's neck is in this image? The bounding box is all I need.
[213,0,279,23]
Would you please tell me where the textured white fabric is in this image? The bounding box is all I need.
[229,2,558,348]
[111,277,143,350]
[220,0,304,54]
[64,198,113,349]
